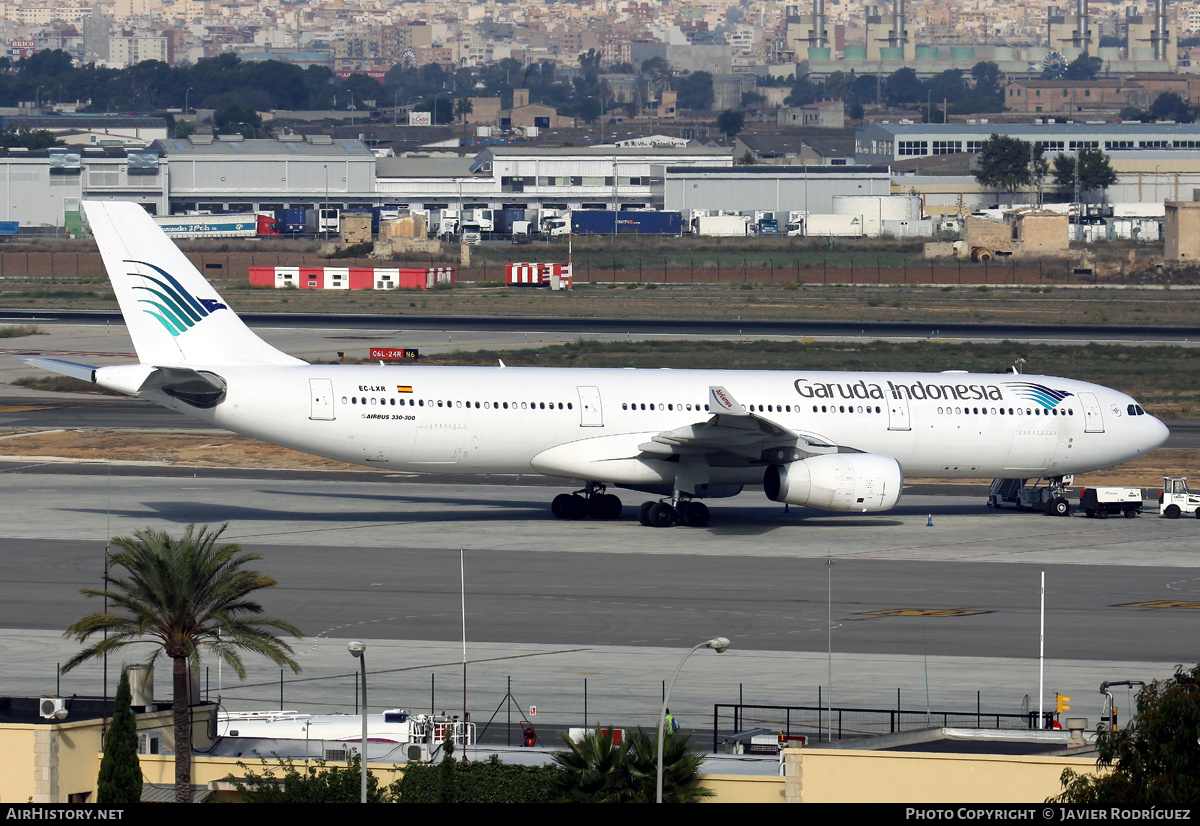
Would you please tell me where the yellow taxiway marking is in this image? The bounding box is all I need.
[1116,600,1200,610]
[859,608,992,618]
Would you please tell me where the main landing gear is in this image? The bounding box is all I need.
[637,498,709,528]
[550,483,623,521]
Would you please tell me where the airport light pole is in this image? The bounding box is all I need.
[348,641,367,803]
[656,637,729,803]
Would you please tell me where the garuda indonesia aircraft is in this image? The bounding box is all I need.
[24,202,1168,528]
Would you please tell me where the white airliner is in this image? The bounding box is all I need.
[23,202,1169,527]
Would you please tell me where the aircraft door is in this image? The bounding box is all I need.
[1078,392,1105,433]
[887,396,911,431]
[577,386,603,427]
[309,379,335,420]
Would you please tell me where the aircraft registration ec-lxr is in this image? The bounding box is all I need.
[23,202,1169,528]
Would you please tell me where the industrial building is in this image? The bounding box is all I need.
[783,0,1178,76]
[1,137,734,231]
[664,165,891,217]
[160,133,378,216]
[856,122,1200,163]
[0,145,167,230]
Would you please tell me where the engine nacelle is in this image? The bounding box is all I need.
[764,453,903,512]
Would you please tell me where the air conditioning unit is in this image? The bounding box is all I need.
[39,698,67,720]
[405,743,432,763]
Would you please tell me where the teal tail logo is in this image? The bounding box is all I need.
[1005,381,1074,410]
[126,260,227,336]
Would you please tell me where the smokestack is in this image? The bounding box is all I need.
[892,0,906,48]
[1077,0,1089,50]
[813,0,826,48]
[1156,0,1168,60]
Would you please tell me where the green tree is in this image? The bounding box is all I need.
[0,128,62,149]
[717,109,745,141]
[1051,147,1118,196]
[62,523,302,805]
[1150,91,1192,123]
[551,726,711,803]
[884,67,923,105]
[1063,53,1104,81]
[971,61,1003,99]
[1054,665,1200,805]
[675,71,714,110]
[212,103,262,137]
[973,134,1047,202]
[97,668,142,806]
[235,756,385,803]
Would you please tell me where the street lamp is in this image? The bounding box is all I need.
[656,636,729,803]
[184,86,193,115]
[348,640,367,803]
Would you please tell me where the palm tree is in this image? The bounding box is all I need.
[62,523,302,804]
[455,96,473,141]
[551,726,711,803]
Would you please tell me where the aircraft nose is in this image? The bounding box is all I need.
[1146,416,1170,451]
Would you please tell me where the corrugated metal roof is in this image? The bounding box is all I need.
[376,156,477,178]
[153,137,373,157]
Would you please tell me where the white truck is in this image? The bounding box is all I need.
[804,213,864,237]
[1079,487,1143,519]
[1160,477,1200,518]
[695,214,751,237]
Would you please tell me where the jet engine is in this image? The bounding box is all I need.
[764,453,903,512]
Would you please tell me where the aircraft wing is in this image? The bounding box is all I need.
[637,386,840,463]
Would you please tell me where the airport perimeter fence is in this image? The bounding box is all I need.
[39,657,1080,752]
[711,703,1054,753]
[0,249,1160,287]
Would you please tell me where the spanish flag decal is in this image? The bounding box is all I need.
[397,385,413,393]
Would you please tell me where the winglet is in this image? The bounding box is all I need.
[709,385,746,415]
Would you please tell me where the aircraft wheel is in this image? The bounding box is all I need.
[562,494,588,520]
[551,493,572,519]
[1049,497,1070,517]
[1165,504,1181,519]
[681,501,709,528]
[647,502,676,528]
[590,494,622,520]
[638,501,655,526]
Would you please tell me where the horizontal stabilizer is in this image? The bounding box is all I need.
[19,357,97,383]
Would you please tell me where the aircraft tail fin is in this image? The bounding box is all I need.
[83,201,302,368]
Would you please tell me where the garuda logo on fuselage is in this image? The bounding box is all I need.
[1005,381,1074,410]
[126,259,227,336]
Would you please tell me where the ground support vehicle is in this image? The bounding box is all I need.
[1079,487,1143,519]
[1160,476,1200,518]
[987,477,1074,516]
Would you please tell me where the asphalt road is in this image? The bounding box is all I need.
[4,309,1200,343]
